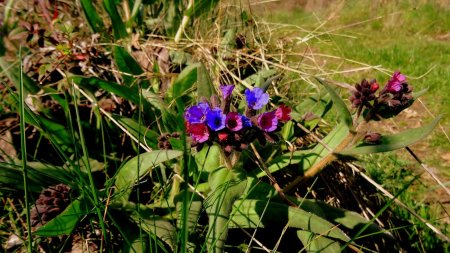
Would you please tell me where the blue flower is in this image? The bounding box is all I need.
[206,108,226,131]
[184,102,210,123]
[241,115,252,128]
[245,87,269,110]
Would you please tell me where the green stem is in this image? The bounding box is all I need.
[19,47,33,253]
[174,0,194,43]
[72,85,109,248]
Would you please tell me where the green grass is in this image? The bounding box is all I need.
[263,0,450,175]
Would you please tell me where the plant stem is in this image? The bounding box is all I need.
[174,0,194,43]
[19,47,33,253]
[72,85,109,248]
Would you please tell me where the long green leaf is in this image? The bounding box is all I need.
[255,123,349,177]
[205,166,247,253]
[316,78,353,128]
[80,0,105,34]
[113,46,148,87]
[71,76,153,114]
[34,198,87,236]
[103,0,128,40]
[111,114,159,149]
[115,150,183,200]
[171,63,199,100]
[130,211,177,251]
[297,230,341,253]
[231,199,350,243]
[339,115,442,155]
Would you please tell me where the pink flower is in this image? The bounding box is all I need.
[384,71,406,93]
[226,112,243,131]
[186,122,210,143]
[257,111,278,132]
[275,104,291,121]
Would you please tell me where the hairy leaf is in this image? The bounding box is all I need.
[115,150,183,200]
[339,116,442,155]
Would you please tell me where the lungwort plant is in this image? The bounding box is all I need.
[0,0,448,252]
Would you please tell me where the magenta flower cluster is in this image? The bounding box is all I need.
[184,85,291,153]
[350,71,414,120]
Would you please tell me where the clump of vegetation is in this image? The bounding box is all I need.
[0,0,448,252]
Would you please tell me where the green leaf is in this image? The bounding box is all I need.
[297,230,341,253]
[103,0,128,40]
[80,0,105,34]
[194,144,224,173]
[111,114,159,149]
[71,76,153,114]
[0,57,40,95]
[34,198,87,236]
[130,211,177,251]
[339,115,442,155]
[231,199,350,243]
[256,123,349,177]
[115,150,183,200]
[141,89,178,131]
[316,78,353,128]
[205,166,248,253]
[299,199,389,238]
[293,92,332,129]
[172,63,199,100]
[175,190,203,252]
[113,46,148,87]
[197,63,215,100]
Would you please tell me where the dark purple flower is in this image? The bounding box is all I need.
[184,102,210,123]
[220,85,234,99]
[257,111,278,132]
[186,122,210,143]
[206,108,226,131]
[226,112,243,131]
[275,104,291,121]
[245,87,269,110]
[384,71,406,93]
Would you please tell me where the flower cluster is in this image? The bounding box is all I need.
[350,71,413,120]
[184,85,291,154]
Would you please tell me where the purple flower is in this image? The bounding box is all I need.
[257,111,278,132]
[220,85,234,99]
[245,87,269,110]
[384,71,406,93]
[186,122,209,143]
[184,102,210,123]
[206,108,226,131]
[226,112,243,131]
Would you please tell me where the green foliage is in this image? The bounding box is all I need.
[0,0,447,252]
[34,198,87,236]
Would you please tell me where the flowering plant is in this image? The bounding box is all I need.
[349,71,414,121]
[184,85,291,155]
